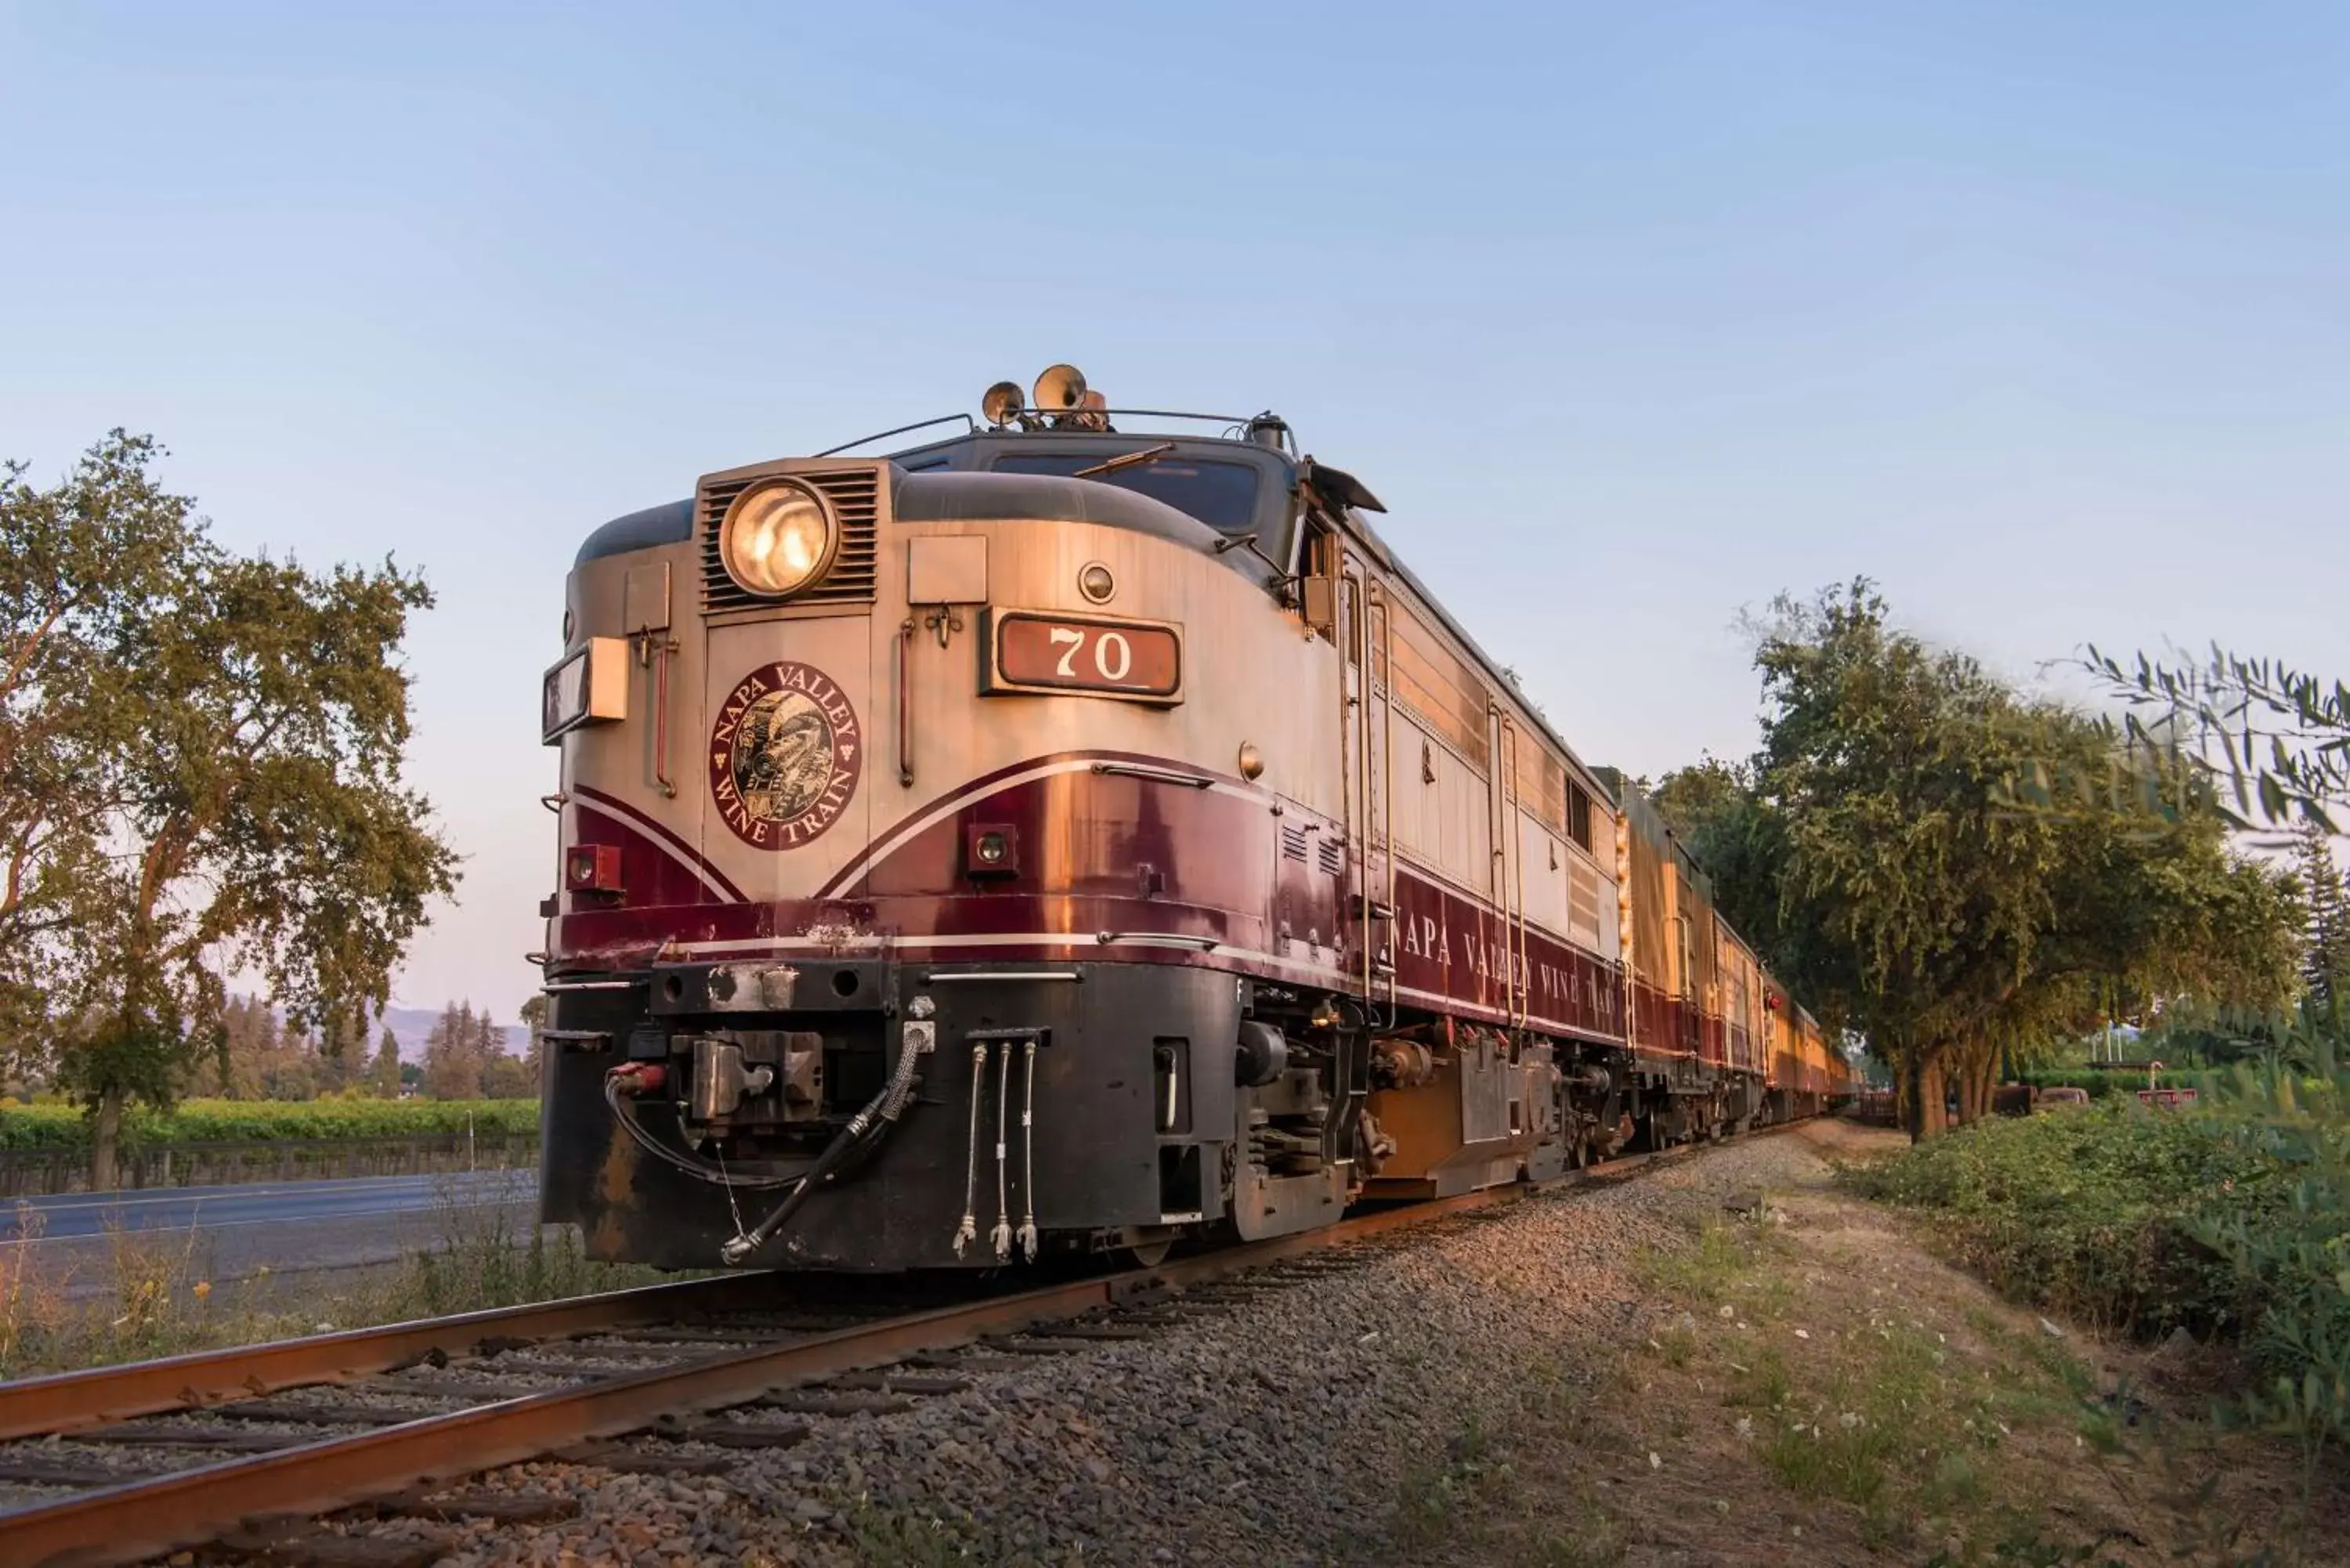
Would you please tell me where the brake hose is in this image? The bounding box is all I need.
[718,1036,925,1264]
[603,1067,802,1190]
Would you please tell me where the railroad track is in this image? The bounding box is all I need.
[0,1142,1707,1568]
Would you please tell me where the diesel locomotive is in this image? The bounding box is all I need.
[536,365,1853,1272]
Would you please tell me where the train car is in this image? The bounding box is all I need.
[535,366,1846,1273]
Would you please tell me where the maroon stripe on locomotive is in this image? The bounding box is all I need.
[551,746,1637,1050]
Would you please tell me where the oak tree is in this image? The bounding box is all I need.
[1662,581,2297,1138]
[0,432,457,1183]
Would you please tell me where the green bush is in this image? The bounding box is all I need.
[1848,1067,2350,1460]
[1841,1098,2282,1338]
[0,1098,540,1150]
[2189,1068,2350,1458]
[2019,1068,2225,1100]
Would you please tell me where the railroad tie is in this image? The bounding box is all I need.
[381,1490,584,1525]
[645,1415,811,1448]
[551,1442,735,1476]
[61,1421,302,1452]
[227,1528,456,1568]
[358,1374,580,1402]
[822,1370,974,1394]
[749,1389,916,1416]
[203,1400,419,1427]
[902,1353,1032,1374]
[0,1456,147,1487]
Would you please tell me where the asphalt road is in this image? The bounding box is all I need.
[1,1169,537,1241]
[0,1169,544,1293]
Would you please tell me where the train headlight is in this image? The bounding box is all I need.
[719,479,837,598]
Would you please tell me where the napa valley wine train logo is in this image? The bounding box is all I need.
[708,661,862,848]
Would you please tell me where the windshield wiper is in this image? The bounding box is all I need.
[1214,529,1293,591]
[1072,442,1177,479]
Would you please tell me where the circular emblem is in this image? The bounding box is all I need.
[708,660,863,849]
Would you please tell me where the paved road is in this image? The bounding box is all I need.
[0,1169,537,1242]
[0,1169,545,1295]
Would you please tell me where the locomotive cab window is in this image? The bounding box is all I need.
[987,452,1262,535]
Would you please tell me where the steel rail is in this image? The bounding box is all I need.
[0,1183,1535,1568]
[0,1271,780,1442]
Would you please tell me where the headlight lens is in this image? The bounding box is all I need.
[720,480,835,598]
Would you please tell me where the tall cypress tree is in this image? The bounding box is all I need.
[2296,822,2350,1024]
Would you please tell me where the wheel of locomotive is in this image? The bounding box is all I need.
[1111,1227,1175,1268]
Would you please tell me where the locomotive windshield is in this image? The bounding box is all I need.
[988,452,1261,534]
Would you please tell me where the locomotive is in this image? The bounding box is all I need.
[536,365,1852,1272]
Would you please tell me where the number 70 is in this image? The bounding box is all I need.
[1049,625,1133,682]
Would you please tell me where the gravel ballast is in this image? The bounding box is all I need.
[304,1133,1831,1568]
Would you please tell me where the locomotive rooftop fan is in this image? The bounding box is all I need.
[982,380,1027,428]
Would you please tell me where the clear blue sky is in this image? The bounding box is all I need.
[4,2,2345,1022]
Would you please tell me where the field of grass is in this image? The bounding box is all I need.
[0,1097,540,1148]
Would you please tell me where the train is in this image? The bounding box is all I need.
[536,365,1855,1272]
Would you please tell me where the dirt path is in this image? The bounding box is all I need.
[1399,1120,2350,1568]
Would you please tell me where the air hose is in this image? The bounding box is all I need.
[718,1037,926,1265]
[604,1064,801,1190]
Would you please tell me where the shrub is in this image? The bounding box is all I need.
[0,1098,540,1150]
[2188,1068,2350,1461]
[2019,1068,2225,1101]
[1841,1099,2282,1338]
[1848,1067,2350,1463]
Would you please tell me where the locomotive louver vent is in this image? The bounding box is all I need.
[699,468,880,613]
[1280,826,1310,863]
[1318,838,1345,877]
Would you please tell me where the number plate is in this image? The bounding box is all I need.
[984,609,1183,703]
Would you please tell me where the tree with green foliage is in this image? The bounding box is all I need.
[1648,753,1784,959]
[519,993,548,1090]
[1661,580,2298,1139]
[2292,821,2350,1028]
[481,1050,535,1100]
[421,1002,486,1101]
[2086,645,2347,833]
[0,432,457,1185]
[369,1024,403,1098]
